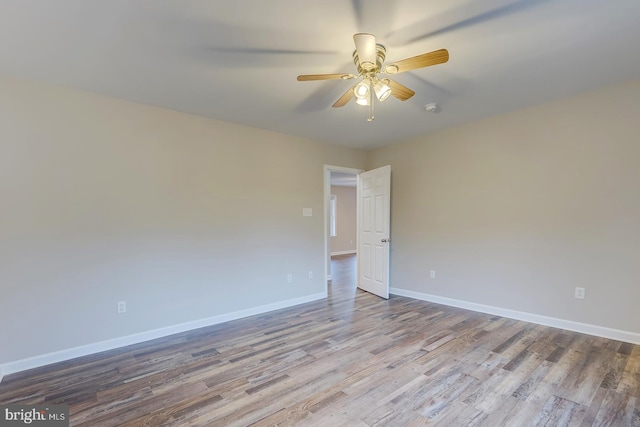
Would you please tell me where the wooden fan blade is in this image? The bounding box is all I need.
[332,85,356,108]
[385,79,415,101]
[297,73,355,81]
[386,49,449,74]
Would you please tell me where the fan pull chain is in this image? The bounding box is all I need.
[367,80,375,122]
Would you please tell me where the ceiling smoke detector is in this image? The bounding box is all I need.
[424,103,439,113]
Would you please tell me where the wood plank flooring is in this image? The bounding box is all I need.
[1,254,639,426]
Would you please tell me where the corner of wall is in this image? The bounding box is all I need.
[363,146,378,171]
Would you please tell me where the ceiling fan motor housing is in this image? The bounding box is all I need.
[353,44,387,76]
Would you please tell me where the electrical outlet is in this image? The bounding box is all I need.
[287,274,293,283]
[117,301,127,313]
[430,270,436,279]
[574,287,585,299]
[308,271,313,279]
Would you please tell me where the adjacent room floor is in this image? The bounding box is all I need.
[1,254,639,426]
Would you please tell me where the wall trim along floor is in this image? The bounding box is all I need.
[0,292,327,381]
[6,287,638,383]
[330,250,357,256]
[391,287,640,345]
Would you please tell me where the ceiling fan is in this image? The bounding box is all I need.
[297,33,449,121]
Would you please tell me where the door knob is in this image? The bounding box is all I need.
[381,238,391,243]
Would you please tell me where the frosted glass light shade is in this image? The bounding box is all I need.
[353,80,370,99]
[373,79,391,101]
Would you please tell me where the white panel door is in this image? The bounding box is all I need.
[357,165,391,299]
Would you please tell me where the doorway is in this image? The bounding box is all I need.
[324,166,361,291]
[324,165,392,299]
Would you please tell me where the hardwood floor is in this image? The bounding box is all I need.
[1,254,639,426]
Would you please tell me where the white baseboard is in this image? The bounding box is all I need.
[0,292,327,381]
[390,287,640,345]
[330,250,356,256]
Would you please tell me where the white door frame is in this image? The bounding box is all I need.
[323,165,363,285]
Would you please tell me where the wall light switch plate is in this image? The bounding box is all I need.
[303,208,312,217]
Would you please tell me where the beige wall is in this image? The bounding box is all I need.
[3,71,639,368]
[330,185,357,255]
[369,78,640,334]
[0,75,367,365]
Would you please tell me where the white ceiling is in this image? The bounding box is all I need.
[331,172,357,187]
[1,0,639,149]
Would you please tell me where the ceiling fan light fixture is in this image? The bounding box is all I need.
[353,80,370,100]
[353,33,377,71]
[372,79,392,102]
[297,33,449,121]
